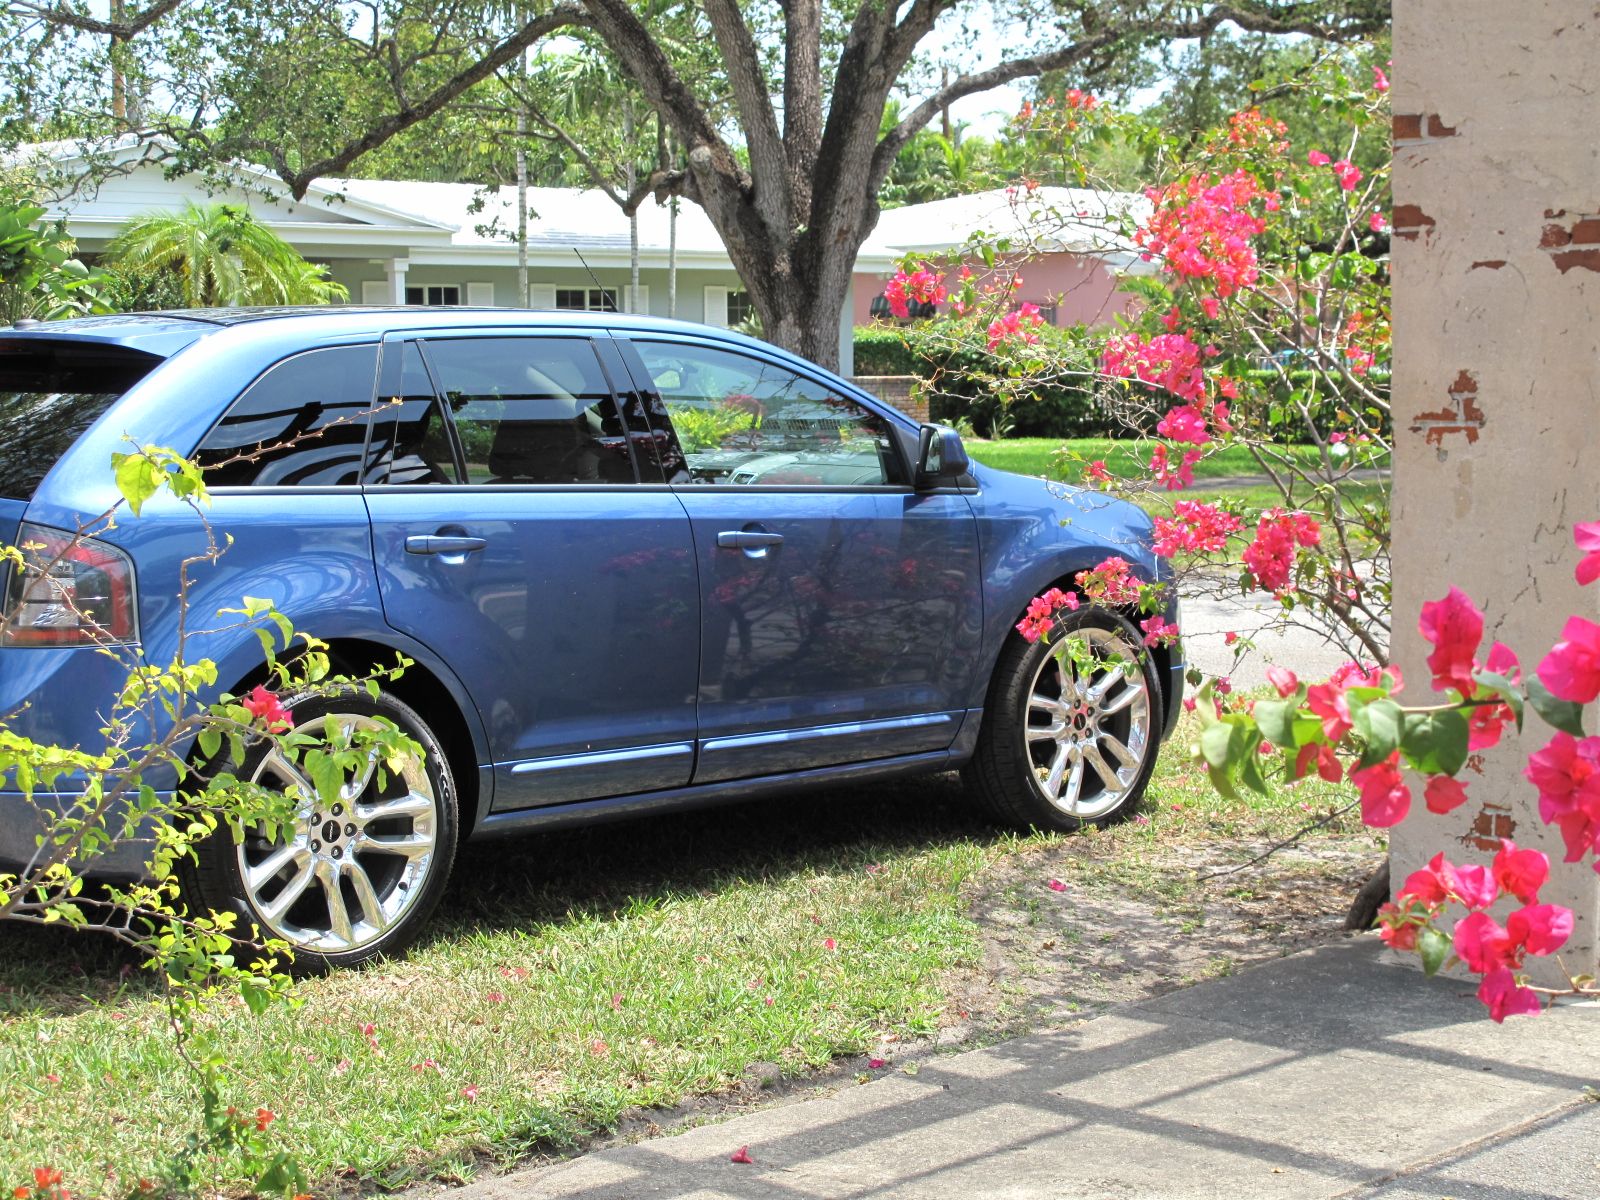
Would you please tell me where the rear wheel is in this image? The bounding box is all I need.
[185,689,458,973]
[964,607,1162,831]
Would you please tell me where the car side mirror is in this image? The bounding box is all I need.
[915,423,970,489]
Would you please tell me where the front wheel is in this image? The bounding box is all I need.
[184,689,458,974]
[963,607,1162,832]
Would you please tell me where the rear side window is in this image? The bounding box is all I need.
[0,340,160,501]
[195,345,379,486]
[423,337,635,485]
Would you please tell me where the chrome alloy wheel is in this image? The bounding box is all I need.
[1023,625,1152,819]
[236,715,438,955]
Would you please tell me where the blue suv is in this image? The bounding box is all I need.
[0,308,1181,970]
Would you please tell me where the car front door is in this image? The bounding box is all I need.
[618,336,984,783]
[363,332,701,811]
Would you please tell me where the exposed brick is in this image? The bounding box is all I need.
[1552,247,1600,273]
[1393,113,1423,141]
[1464,802,1516,854]
[1572,218,1600,243]
[1392,203,1437,242]
[1410,370,1485,446]
[1469,260,1507,270]
[850,375,928,423]
[1540,223,1573,248]
[1425,114,1458,138]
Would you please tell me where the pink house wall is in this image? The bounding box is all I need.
[851,252,1141,329]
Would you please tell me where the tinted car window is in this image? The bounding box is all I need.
[195,344,380,486]
[0,340,160,501]
[368,341,460,485]
[634,341,904,486]
[424,337,634,485]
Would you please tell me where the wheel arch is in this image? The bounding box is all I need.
[217,635,490,836]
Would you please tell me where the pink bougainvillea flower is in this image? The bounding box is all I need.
[1376,903,1418,952]
[1075,556,1144,605]
[1369,210,1386,232]
[823,938,837,950]
[1373,65,1390,93]
[1200,295,1221,321]
[1156,403,1212,445]
[730,1146,755,1164]
[1424,775,1469,814]
[1242,509,1321,593]
[1135,170,1270,297]
[1418,586,1484,694]
[1332,160,1363,191]
[412,1058,441,1074]
[868,1057,886,1069]
[1478,967,1542,1023]
[1492,839,1550,905]
[1522,731,1600,864]
[1140,616,1180,648]
[884,264,946,319]
[1469,642,1521,751]
[1152,499,1235,563]
[1536,616,1600,703]
[1047,878,1067,892]
[1307,150,1332,166]
[1015,586,1079,642]
[1294,743,1344,784]
[1451,862,1499,910]
[1305,682,1354,743]
[589,1039,610,1057]
[1574,520,1600,586]
[241,684,292,732]
[460,1085,480,1101]
[485,991,506,1004]
[332,1058,351,1075]
[1507,902,1574,956]
[1398,852,1460,906]
[1453,911,1513,973]
[500,966,530,980]
[1224,631,1239,646]
[1266,665,1298,698]
[1085,459,1111,486]
[1102,331,1209,402]
[1147,443,1203,491]
[1349,753,1411,827]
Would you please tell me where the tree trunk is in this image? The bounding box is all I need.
[667,197,678,318]
[625,99,640,312]
[1344,859,1391,931]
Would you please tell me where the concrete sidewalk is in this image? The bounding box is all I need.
[459,939,1600,1200]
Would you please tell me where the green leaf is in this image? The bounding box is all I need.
[1401,708,1469,777]
[1418,925,1451,977]
[1472,669,1525,732]
[1253,699,1300,749]
[1198,721,1237,771]
[1527,678,1586,737]
[198,729,221,761]
[1353,697,1404,766]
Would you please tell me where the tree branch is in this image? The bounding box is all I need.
[700,0,789,232]
[243,4,593,198]
[5,0,181,39]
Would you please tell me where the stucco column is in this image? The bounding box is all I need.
[386,258,409,305]
[1391,2,1600,982]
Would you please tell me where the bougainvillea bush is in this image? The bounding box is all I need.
[885,50,1599,1019]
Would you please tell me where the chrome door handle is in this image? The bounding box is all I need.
[405,535,487,556]
[716,531,784,549]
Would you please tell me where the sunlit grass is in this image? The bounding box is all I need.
[0,712,1369,1195]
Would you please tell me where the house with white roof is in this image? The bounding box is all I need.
[26,140,1149,375]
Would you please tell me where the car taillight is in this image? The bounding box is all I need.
[2,522,138,647]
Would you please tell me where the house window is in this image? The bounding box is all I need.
[726,289,755,328]
[404,285,461,306]
[555,287,620,313]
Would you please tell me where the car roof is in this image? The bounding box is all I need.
[2,306,788,362]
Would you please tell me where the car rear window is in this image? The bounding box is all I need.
[0,339,162,501]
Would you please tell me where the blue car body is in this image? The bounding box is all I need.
[0,308,1182,876]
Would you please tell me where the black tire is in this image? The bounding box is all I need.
[183,688,458,974]
[963,606,1163,832]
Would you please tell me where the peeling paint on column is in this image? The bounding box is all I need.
[1410,370,1485,445]
[1469,260,1506,270]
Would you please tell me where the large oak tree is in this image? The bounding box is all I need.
[3,0,1386,368]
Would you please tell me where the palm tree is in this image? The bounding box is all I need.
[103,202,348,308]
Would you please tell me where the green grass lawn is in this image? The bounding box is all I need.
[965,437,1390,488]
[0,717,1366,1196]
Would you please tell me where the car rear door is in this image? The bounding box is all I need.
[362,331,701,811]
[616,335,984,783]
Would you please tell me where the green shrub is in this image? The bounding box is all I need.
[853,321,1123,439]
